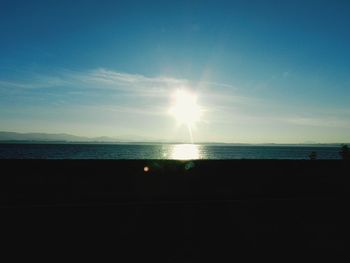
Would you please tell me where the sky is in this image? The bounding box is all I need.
[0,0,349,143]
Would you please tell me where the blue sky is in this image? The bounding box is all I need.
[0,0,349,143]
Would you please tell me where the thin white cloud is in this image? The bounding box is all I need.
[0,80,48,89]
[74,104,167,116]
[284,116,350,128]
[198,81,237,90]
[0,75,70,90]
[0,68,240,92]
[0,68,243,102]
[4,68,349,129]
[69,68,190,96]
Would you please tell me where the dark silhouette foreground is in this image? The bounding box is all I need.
[340,144,350,160]
[1,160,347,259]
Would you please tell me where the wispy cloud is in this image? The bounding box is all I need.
[69,68,190,95]
[2,68,349,129]
[284,116,350,128]
[0,68,244,103]
[0,68,191,97]
[0,75,70,90]
[0,69,211,118]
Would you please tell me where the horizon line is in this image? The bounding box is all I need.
[0,130,348,145]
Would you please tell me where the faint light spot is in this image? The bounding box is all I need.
[144,166,150,172]
[185,161,195,170]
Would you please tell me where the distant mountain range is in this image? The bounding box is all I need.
[0,131,155,143]
[0,131,348,146]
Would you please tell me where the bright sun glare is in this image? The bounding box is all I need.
[169,89,202,128]
[171,144,200,160]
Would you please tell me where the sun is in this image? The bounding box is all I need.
[169,89,202,127]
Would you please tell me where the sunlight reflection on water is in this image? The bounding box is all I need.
[170,144,201,160]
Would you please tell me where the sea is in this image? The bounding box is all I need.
[0,143,342,160]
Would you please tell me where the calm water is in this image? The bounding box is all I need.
[0,143,341,159]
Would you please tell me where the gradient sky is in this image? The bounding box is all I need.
[0,0,349,143]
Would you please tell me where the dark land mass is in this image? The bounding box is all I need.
[1,160,348,258]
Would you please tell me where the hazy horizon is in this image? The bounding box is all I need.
[0,130,348,145]
[1,1,350,144]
